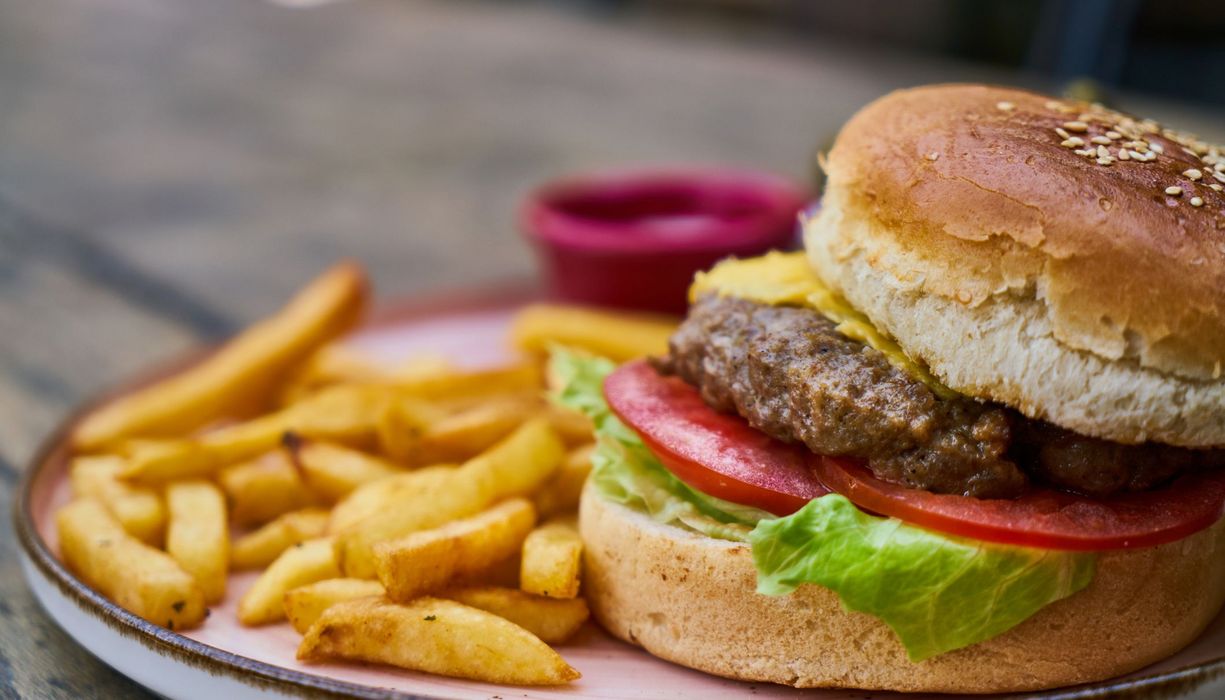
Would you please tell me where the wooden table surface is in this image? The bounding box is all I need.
[2,0,1222,697]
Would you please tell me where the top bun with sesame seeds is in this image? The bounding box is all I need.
[805,83,1225,447]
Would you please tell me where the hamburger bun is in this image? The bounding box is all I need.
[805,84,1225,447]
[580,485,1225,693]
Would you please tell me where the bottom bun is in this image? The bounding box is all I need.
[579,486,1225,693]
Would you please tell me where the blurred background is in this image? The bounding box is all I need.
[2,1,1225,696]
[4,0,1225,318]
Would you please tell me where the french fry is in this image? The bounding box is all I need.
[450,552,521,589]
[298,596,580,685]
[220,451,319,527]
[394,362,542,404]
[288,440,402,503]
[327,467,452,535]
[510,303,676,362]
[544,403,595,446]
[533,444,594,518]
[520,517,582,599]
[334,418,564,579]
[375,499,536,602]
[120,383,394,484]
[392,355,455,381]
[410,397,542,464]
[165,480,228,603]
[374,396,444,464]
[231,508,330,570]
[283,578,385,634]
[280,344,390,403]
[69,455,166,545]
[282,351,454,407]
[73,263,368,451]
[238,537,340,626]
[57,499,206,630]
[331,465,480,579]
[444,586,589,644]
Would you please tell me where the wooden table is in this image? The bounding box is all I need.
[2,0,1222,696]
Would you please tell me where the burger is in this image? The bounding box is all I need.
[553,84,1225,693]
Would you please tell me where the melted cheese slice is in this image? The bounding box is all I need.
[690,252,956,399]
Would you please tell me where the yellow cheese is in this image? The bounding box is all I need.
[690,252,957,399]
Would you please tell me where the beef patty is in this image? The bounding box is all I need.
[659,296,1222,499]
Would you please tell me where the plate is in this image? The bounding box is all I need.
[15,289,1225,699]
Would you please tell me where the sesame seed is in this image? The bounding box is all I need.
[1184,169,1203,180]
[1055,127,1071,139]
[1190,197,1204,207]
[1210,184,1223,191]
[996,101,1015,112]
[1061,137,1084,148]
[1063,121,1089,132]
[1166,186,1183,196]
[1118,150,1130,161]
[1074,149,1094,157]
[1215,172,1225,183]
[1106,131,1122,139]
[1097,145,1110,158]
[925,152,940,161]
[1216,163,1225,172]
[1096,157,1113,166]
[1150,143,1164,154]
[1091,136,1112,145]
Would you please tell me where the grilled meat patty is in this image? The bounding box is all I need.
[660,296,1220,498]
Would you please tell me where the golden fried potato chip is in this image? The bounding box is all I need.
[238,537,339,626]
[298,596,580,685]
[283,578,385,634]
[121,383,394,484]
[334,419,563,579]
[57,499,206,630]
[287,440,401,503]
[510,303,675,362]
[73,263,367,450]
[231,508,330,570]
[533,444,594,518]
[374,499,536,602]
[520,517,582,599]
[165,480,228,603]
[69,455,165,546]
[443,585,589,644]
[220,451,318,527]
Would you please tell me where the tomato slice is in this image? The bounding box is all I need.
[815,457,1225,550]
[604,360,829,515]
[606,360,1225,550]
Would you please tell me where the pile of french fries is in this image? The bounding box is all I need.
[57,262,676,686]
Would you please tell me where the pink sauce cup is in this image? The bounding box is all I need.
[520,168,808,315]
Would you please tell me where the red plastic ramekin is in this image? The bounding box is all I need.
[520,168,808,315]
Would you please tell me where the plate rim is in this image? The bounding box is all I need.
[13,286,1225,700]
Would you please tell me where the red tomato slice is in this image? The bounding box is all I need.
[815,457,1225,550]
[606,360,1225,550]
[604,360,829,515]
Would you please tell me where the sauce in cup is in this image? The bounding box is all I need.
[520,168,807,315]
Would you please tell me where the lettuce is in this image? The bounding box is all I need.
[750,495,1094,660]
[550,349,1096,661]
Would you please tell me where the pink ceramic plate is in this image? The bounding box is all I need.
[15,289,1225,699]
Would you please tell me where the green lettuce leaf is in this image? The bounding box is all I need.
[549,348,1096,661]
[751,495,1095,661]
